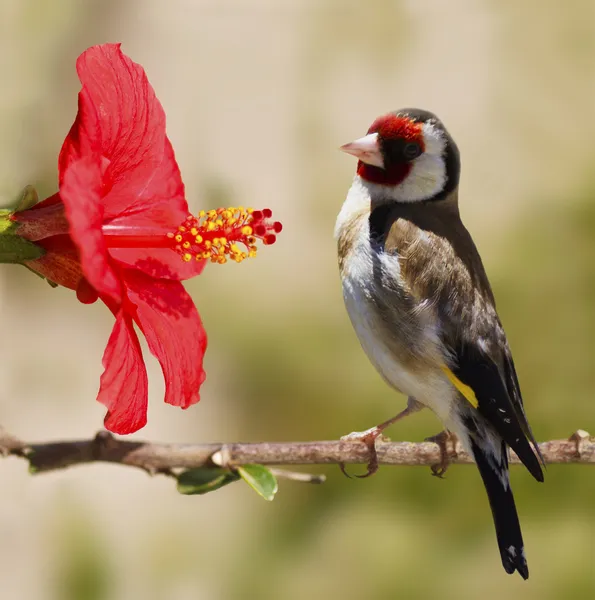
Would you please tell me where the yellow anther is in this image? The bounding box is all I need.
[172,204,278,267]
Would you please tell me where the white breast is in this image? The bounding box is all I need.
[335,177,457,425]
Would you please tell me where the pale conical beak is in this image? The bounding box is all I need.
[339,132,384,168]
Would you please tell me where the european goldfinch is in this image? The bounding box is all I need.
[335,108,544,579]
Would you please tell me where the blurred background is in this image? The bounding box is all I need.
[0,0,594,598]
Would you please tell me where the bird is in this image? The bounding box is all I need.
[334,108,544,579]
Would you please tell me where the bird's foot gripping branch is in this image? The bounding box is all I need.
[0,43,282,436]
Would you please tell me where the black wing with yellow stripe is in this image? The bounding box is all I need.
[449,339,544,482]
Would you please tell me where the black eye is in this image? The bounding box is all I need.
[403,142,422,160]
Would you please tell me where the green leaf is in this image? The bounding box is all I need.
[237,464,278,501]
[176,467,239,495]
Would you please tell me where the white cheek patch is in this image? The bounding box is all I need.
[420,120,446,155]
[364,121,448,203]
[394,121,447,202]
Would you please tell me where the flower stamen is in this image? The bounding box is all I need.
[168,207,282,265]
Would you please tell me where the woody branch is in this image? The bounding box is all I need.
[0,427,592,481]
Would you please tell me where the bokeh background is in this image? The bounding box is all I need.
[1,1,594,598]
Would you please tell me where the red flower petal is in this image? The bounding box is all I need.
[107,140,206,280]
[60,43,189,225]
[109,246,208,280]
[59,155,121,303]
[98,307,148,434]
[123,269,207,409]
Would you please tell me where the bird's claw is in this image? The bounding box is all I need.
[425,430,458,478]
[339,427,387,478]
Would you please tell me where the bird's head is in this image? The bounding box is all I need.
[340,109,460,203]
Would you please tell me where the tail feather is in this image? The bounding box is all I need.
[469,437,529,580]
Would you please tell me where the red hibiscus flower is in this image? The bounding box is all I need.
[11,44,281,434]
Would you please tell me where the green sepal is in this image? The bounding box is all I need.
[237,464,278,501]
[14,185,39,212]
[0,210,45,263]
[176,467,240,495]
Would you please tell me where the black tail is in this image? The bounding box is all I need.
[470,438,529,579]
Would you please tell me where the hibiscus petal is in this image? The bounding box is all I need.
[107,139,207,280]
[59,156,122,303]
[60,43,189,225]
[106,138,188,228]
[58,85,102,173]
[110,247,207,280]
[123,269,207,409]
[98,307,149,434]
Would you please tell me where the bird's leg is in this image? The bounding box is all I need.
[340,397,423,478]
[425,430,460,478]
